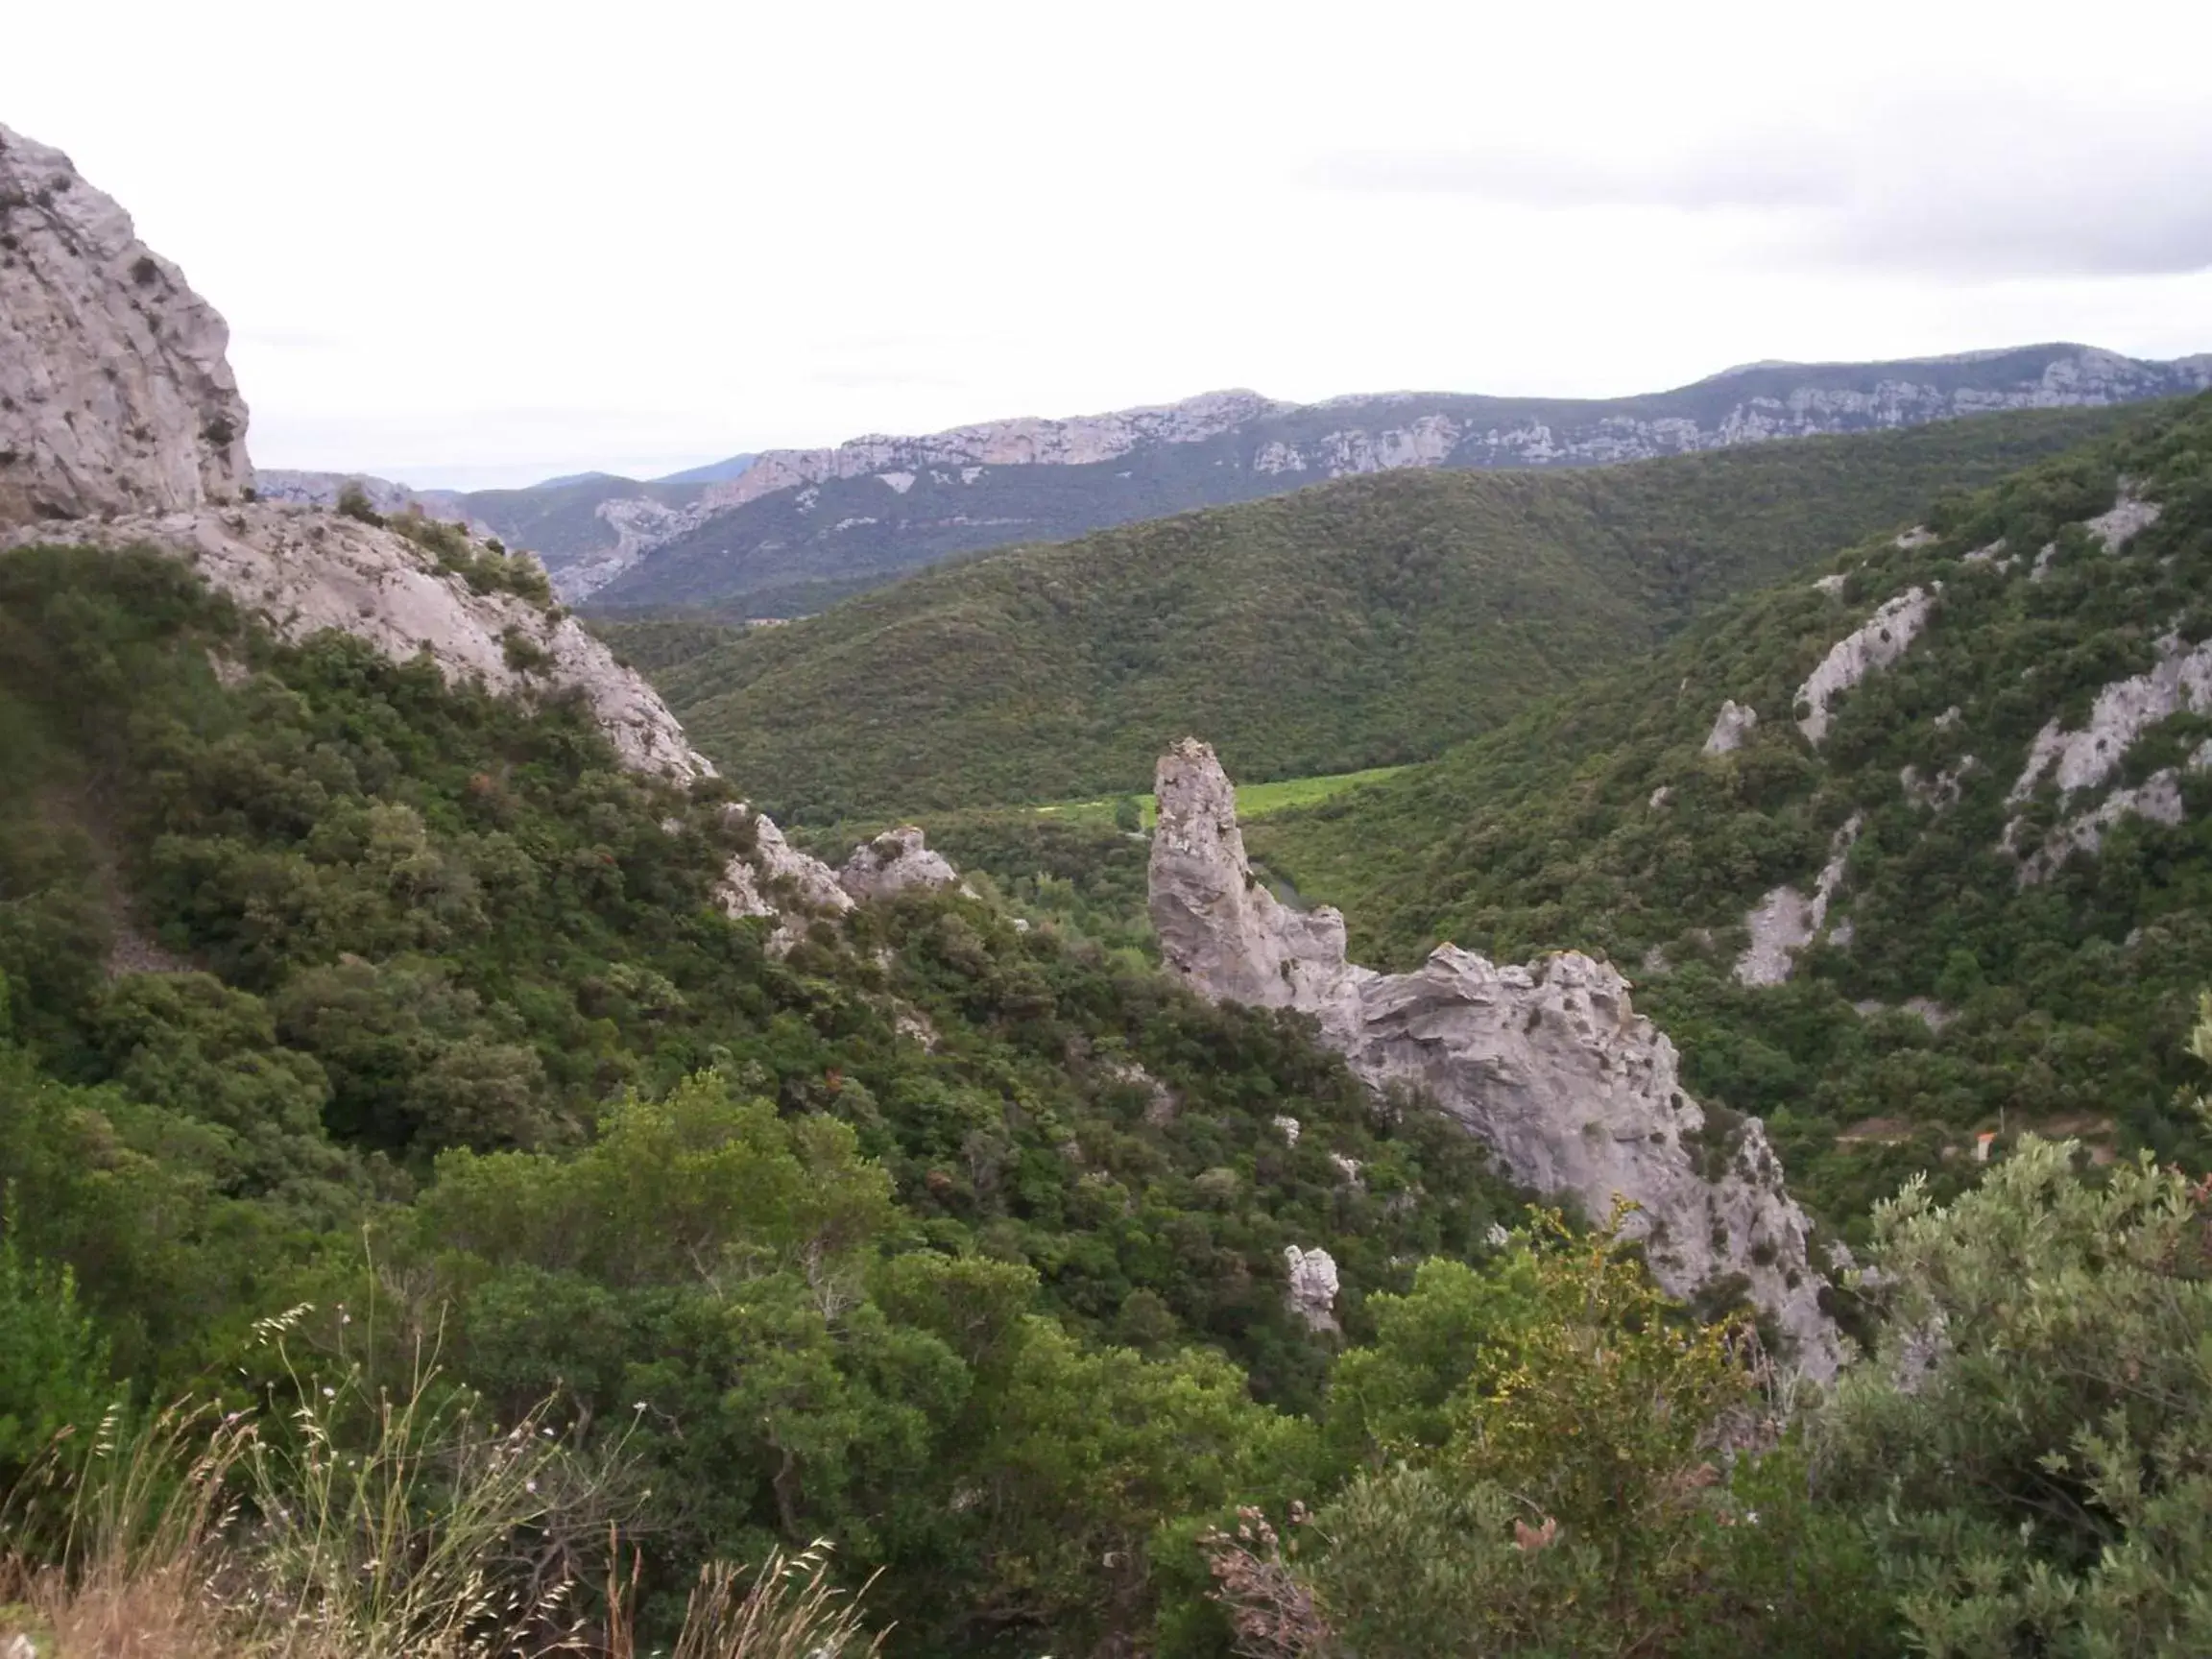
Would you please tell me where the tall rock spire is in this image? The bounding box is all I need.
[1149,737,1843,1381]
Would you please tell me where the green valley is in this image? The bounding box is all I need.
[637,406,2143,821]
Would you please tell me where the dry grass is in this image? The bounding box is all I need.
[3,1310,887,1659]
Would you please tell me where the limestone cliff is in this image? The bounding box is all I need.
[0,122,853,944]
[0,123,251,526]
[1149,738,1842,1380]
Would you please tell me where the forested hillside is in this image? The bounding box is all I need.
[1253,392,2212,1229]
[0,540,1526,1649]
[17,541,2212,1659]
[640,406,2142,821]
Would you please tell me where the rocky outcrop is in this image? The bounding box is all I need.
[706,390,1290,512]
[0,121,862,958]
[589,345,2212,615]
[2014,768,2193,885]
[5,502,709,781]
[252,469,470,522]
[1702,700,1759,756]
[1283,1245,1340,1334]
[718,811,854,950]
[1795,588,1935,744]
[0,123,250,527]
[2084,481,2160,551]
[1735,814,1863,987]
[1149,738,1841,1380]
[838,826,963,901]
[2011,633,2212,800]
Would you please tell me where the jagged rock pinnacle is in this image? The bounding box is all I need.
[1148,737,1843,1381]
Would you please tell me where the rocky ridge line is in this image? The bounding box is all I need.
[1147,737,1842,1380]
[0,121,860,946]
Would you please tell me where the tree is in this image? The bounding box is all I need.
[1815,1130,2212,1656]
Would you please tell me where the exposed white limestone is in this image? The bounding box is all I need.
[0,123,250,527]
[838,826,964,902]
[1284,1245,1341,1334]
[2010,635,2212,800]
[1796,588,1935,745]
[718,810,854,950]
[5,502,709,781]
[1813,572,1849,596]
[1735,814,1863,987]
[712,390,1291,509]
[1901,758,1978,811]
[2085,481,2160,551]
[1702,700,1760,755]
[1150,738,1840,1380]
[2015,771,2189,884]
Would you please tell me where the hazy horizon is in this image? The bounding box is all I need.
[9,0,2210,490]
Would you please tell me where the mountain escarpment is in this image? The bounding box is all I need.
[586,347,2210,614]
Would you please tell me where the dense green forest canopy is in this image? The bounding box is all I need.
[0,541,1522,1649]
[10,415,2212,1652]
[628,406,2141,821]
[1252,392,2212,1231]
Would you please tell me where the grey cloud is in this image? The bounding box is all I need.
[1313,109,2212,278]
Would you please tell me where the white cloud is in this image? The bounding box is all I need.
[5,0,2210,488]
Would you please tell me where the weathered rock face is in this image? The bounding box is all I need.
[251,468,472,523]
[1,125,857,957]
[718,810,854,952]
[1149,738,1842,1380]
[838,826,963,902]
[0,124,250,527]
[1702,700,1759,756]
[708,390,1289,512]
[1149,739,1375,1017]
[1734,813,1863,987]
[1283,1245,1341,1334]
[1796,587,1934,744]
[4,502,708,781]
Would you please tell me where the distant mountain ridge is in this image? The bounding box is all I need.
[584,344,2212,614]
[637,403,2145,822]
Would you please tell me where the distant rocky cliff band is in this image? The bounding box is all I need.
[275,345,2207,614]
[1147,736,1843,1379]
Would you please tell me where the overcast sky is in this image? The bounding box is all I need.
[9,0,2211,489]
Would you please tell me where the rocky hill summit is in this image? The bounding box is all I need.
[0,122,852,938]
[0,122,251,524]
[1148,737,1842,1379]
[584,345,2212,614]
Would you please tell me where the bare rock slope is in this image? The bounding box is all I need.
[0,123,250,527]
[1149,737,1841,1379]
[0,121,854,943]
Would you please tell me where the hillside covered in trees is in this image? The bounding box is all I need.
[12,537,2212,1659]
[1252,392,2212,1230]
[629,407,2140,820]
